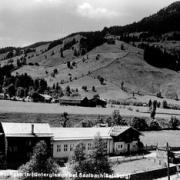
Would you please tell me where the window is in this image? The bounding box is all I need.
[57,145,61,152]
[104,142,108,149]
[70,144,74,151]
[118,144,123,149]
[88,143,92,150]
[64,144,68,151]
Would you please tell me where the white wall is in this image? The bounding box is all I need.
[114,141,138,154]
[53,138,113,159]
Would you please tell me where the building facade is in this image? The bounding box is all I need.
[0,122,143,168]
[52,126,142,159]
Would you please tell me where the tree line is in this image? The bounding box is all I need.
[143,44,180,71]
[0,64,48,97]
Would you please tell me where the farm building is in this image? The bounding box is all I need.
[0,122,52,168]
[59,96,107,107]
[51,126,142,160]
[59,96,83,106]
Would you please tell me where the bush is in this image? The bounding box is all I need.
[70,135,112,175]
[82,86,87,91]
[112,110,127,126]
[19,141,59,174]
[156,92,163,98]
[131,117,149,131]
[169,116,179,129]
[162,100,168,109]
[92,86,96,92]
[149,120,161,130]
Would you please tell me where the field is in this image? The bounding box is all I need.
[142,130,180,147]
[112,158,163,176]
[1,100,180,148]
[1,100,180,129]
[1,100,180,118]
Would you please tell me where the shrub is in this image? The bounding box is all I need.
[150,109,156,119]
[156,92,163,98]
[121,44,125,50]
[97,75,105,85]
[19,141,59,174]
[82,86,88,91]
[28,63,34,66]
[169,116,179,129]
[131,117,148,131]
[149,120,161,130]
[112,110,127,126]
[53,68,58,75]
[162,100,168,109]
[70,135,112,175]
[92,86,96,92]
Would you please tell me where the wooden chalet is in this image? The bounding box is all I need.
[0,122,52,169]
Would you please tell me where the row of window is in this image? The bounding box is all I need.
[117,143,137,150]
[57,142,108,152]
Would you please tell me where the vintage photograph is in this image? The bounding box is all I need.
[0,0,180,179]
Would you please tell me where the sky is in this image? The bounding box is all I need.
[0,0,177,47]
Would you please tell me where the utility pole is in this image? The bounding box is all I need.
[167,142,170,180]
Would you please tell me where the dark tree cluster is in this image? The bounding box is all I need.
[48,39,63,50]
[144,44,180,71]
[102,2,180,37]
[0,64,48,97]
[63,38,77,51]
[79,31,106,52]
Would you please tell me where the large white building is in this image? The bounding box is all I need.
[0,122,143,168]
[51,126,142,159]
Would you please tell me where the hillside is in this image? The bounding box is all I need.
[1,1,180,100]
[10,39,180,100]
[105,1,180,35]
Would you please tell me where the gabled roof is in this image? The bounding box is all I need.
[110,126,143,137]
[52,127,112,141]
[1,122,52,137]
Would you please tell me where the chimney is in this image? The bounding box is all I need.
[31,124,34,134]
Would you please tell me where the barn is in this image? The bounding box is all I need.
[59,96,107,107]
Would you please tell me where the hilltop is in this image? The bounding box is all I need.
[1,1,180,101]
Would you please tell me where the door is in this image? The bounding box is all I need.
[127,143,130,154]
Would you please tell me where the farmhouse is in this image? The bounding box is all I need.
[52,126,142,160]
[59,96,107,107]
[0,122,52,168]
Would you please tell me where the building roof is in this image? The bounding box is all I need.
[51,126,141,141]
[59,96,83,101]
[1,122,53,137]
[51,127,113,141]
[39,94,52,100]
[110,126,143,137]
